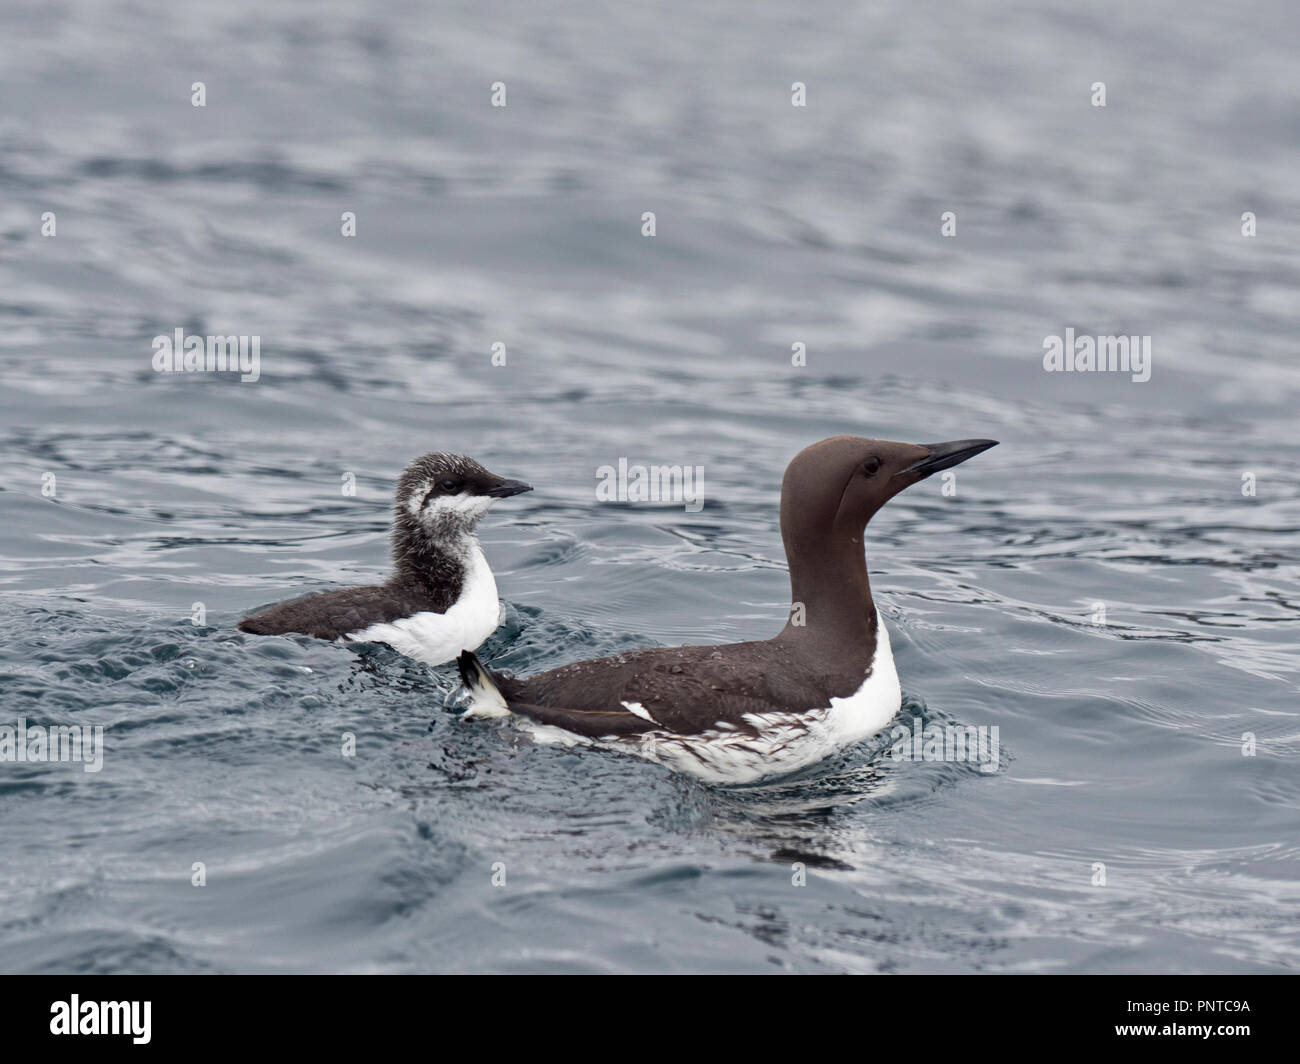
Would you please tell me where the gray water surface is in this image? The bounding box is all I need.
[1,0,1298,973]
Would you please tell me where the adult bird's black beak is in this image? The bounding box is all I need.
[483,478,533,498]
[896,439,999,479]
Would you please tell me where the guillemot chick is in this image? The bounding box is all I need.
[239,453,532,665]
[458,435,996,784]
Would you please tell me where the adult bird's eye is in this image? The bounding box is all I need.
[863,457,881,477]
[439,478,461,492]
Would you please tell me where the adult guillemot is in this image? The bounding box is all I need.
[239,453,531,666]
[458,435,996,785]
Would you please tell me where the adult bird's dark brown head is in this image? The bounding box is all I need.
[777,435,997,645]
